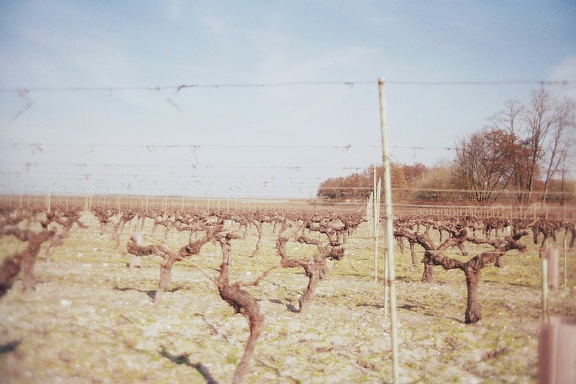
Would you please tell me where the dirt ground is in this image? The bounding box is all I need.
[1,213,575,383]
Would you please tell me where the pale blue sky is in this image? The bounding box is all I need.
[1,1,575,198]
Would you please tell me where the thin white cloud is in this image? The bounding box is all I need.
[204,15,228,37]
[256,37,380,82]
[549,56,576,97]
[168,0,185,19]
[550,56,576,81]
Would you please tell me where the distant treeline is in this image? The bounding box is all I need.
[318,88,576,205]
[316,162,575,204]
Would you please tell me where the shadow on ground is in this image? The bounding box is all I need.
[159,346,219,384]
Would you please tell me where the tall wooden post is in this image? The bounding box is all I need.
[545,247,559,290]
[542,259,549,322]
[373,166,379,284]
[563,226,568,289]
[379,78,399,383]
[46,187,51,212]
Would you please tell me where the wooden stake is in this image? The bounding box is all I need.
[47,187,51,212]
[546,246,559,290]
[564,229,568,289]
[379,77,400,383]
[542,259,549,322]
[373,166,378,283]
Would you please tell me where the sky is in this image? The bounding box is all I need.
[0,0,575,199]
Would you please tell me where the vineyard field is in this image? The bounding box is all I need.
[1,207,575,383]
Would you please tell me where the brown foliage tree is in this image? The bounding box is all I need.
[317,163,431,202]
[485,89,576,203]
[453,128,516,202]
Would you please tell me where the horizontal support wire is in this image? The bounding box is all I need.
[1,79,574,93]
[2,79,574,198]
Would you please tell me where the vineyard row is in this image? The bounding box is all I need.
[1,200,574,382]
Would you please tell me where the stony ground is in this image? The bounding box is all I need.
[1,214,575,383]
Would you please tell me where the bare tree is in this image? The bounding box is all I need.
[453,129,514,202]
[540,97,576,203]
[476,90,575,204]
[487,99,530,203]
[520,89,556,202]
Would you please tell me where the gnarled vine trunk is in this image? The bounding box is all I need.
[126,228,217,304]
[464,264,481,324]
[396,225,528,324]
[276,222,344,313]
[0,229,55,297]
[250,218,263,257]
[215,233,263,384]
[298,263,320,313]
